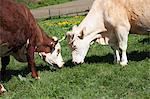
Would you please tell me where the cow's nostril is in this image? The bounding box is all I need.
[58,66,63,69]
[73,61,78,65]
[53,64,63,69]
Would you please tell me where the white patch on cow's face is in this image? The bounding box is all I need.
[0,84,6,92]
[68,35,91,64]
[39,42,64,68]
[67,25,103,64]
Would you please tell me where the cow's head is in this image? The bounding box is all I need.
[0,84,6,94]
[67,25,100,64]
[36,37,64,68]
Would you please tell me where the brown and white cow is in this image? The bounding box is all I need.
[67,0,150,66]
[0,0,64,79]
[0,84,6,94]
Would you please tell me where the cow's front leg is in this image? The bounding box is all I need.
[27,45,40,79]
[120,49,128,66]
[116,26,129,66]
[1,56,10,79]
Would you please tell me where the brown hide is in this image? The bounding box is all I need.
[0,0,56,79]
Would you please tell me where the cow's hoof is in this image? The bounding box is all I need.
[35,76,40,80]
[120,61,128,66]
[32,72,40,79]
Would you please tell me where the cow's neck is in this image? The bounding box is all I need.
[78,2,106,37]
[34,26,49,46]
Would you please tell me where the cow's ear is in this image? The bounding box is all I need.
[66,31,74,40]
[50,41,56,48]
[35,43,42,52]
[72,25,77,31]
[78,28,85,39]
[35,45,44,52]
[66,31,71,36]
[78,31,84,39]
[52,36,58,42]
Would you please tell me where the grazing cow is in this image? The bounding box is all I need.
[0,0,64,79]
[0,84,6,94]
[67,0,150,66]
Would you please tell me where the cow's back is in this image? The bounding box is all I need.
[0,0,38,57]
[0,0,31,41]
[125,0,150,34]
[0,0,38,47]
[102,0,150,34]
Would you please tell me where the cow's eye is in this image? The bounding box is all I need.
[57,49,60,56]
[71,35,74,39]
[72,45,77,49]
[57,49,60,54]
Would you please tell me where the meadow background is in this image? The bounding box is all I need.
[0,15,150,99]
[14,0,74,9]
[0,0,150,99]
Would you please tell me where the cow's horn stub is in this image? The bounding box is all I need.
[72,25,78,31]
[66,31,72,36]
[52,36,58,42]
[59,36,66,42]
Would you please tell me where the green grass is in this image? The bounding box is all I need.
[0,16,150,99]
[15,0,75,9]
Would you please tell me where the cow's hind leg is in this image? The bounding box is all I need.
[111,46,120,63]
[116,26,129,66]
[108,31,121,63]
[1,56,10,78]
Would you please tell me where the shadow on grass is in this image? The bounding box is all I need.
[64,60,76,68]
[1,51,149,82]
[64,53,114,68]
[85,53,114,64]
[139,37,150,44]
[128,51,150,61]
[65,51,150,67]
[0,64,56,82]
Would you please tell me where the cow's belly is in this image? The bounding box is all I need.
[0,43,12,57]
[0,43,27,62]
[128,2,150,34]
[12,44,28,62]
[130,23,150,35]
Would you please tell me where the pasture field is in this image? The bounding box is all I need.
[15,0,74,9]
[0,16,150,99]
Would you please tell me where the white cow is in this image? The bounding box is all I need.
[67,0,150,66]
